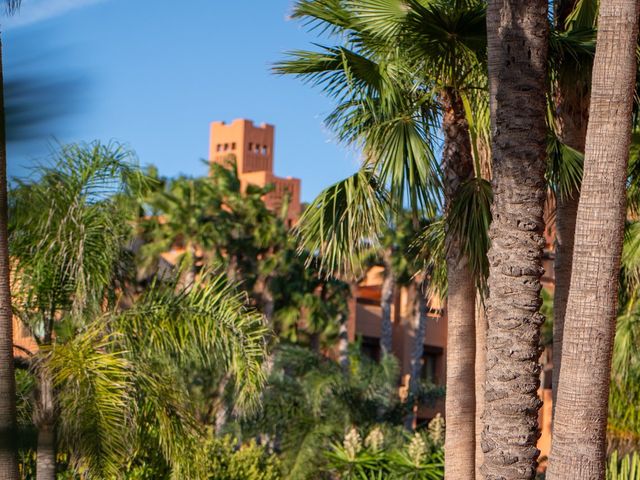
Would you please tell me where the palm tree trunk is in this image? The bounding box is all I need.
[551,192,578,409]
[551,39,590,409]
[0,33,18,480]
[35,371,56,480]
[474,292,486,479]
[483,1,549,478]
[380,250,395,357]
[36,425,56,480]
[409,283,428,396]
[441,88,476,480]
[405,282,428,430]
[337,313,349,373]
[445,255,476,479]
[214,374,230,435]
[255,274,275,325]
[547,1,640,478]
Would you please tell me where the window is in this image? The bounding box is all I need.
[420,346,443,385]
[224,143,229,151]
[255,144,261,153]
[360,336,381,362]
[262,145,268,155]
[216,144,222,152]
[248,142,253,151]
[231,142,236,150]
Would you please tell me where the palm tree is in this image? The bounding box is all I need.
[0,2,22,478]
[549,0,596,408]
[548,1,640,477]
[205,159,292,325]
[276,3,489,476]
[8,142,149,478]
[482,1,549,479]
[9,144,269,478]
[141,173,221,290]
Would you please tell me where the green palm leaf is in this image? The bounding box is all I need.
[117,270,269,414]
[45,323,133,478]
[295,167,389,279]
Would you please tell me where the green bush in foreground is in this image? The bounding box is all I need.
[326,419,444,480]
[203,435,283,480]
[607,451,640,480]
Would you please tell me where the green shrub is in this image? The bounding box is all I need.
[607,451,640,480]
[205,435,282,480]
[326,419,444,480]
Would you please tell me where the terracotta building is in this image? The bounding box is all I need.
[11,117,557,466]
[346,266,448,426]
[209,119,448,425]
[209,119,301,227]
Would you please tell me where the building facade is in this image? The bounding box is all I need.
[346,266,448,426]
[209,119,301,227]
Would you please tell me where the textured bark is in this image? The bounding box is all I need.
[547,1,640,478]
[408,284,428,397]
[337,313,350,373]
[551,21,590,409]
[441,89,477,480]
[551,192,578,410]
[483,2,549,478]
[0,33,18,480]
[405,282,428,430]
[255,274,275,325]
[379,251,395,357]
[35,372,56,480]
[36,425,56,480]
[475,293,487,479]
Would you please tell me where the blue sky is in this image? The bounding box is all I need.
[4,0,361,202]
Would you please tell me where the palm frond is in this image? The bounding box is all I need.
[3,0,20,15]
[9,142,146,328]
[359,96,442,213]
[612,296,640,384]
[546,130,584,200]
[274,45,384,101]
[117,270,269,414]
[45,322,134,478]
[446,177,492,287]
[347,0,408,40]
[130,357,203,478]
[403,0,487,87]
[559,0,598,30]
[621,221,640,291]
[295,167,389,279]
[413,220,447,299]
[291,0,354,35]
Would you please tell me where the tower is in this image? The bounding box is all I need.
[209,119,301,226]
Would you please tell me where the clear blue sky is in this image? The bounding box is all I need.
[4,0,360,202]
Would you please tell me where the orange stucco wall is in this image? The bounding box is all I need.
[349,270,448,424]
[209,118,301,225]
